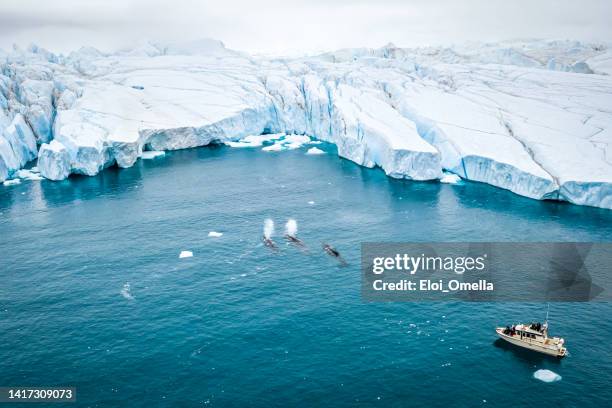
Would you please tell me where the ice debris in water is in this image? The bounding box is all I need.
[141,151,165,159]
[283,135,311,149]
[120,283,134,300]
[179,250,194,258]
[226,133,285,148]
[208,231,223,237]
[3,179,21,186]
[308,201,315,205]
[16,169,43,181]
[533,369,562,383]
[306,147,325,155]
[261,134,314,152]
[262,143,285,152]
[440,171,462,184]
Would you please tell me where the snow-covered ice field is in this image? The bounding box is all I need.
[1,39,611,208]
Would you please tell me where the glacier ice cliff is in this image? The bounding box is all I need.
[1,39,612,209]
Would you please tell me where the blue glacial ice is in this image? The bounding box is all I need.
[1,39,612,209]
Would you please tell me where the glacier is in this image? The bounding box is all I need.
[1,39,611,209]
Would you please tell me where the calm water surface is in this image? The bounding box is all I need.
[1,143,611,407]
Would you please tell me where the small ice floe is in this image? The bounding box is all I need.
[208,231,223,237]
[262,142,285,152]
[283,135,311,149]
[226,133,284,148]
[261,134,313,152]
[120,283,134,300]
[179,250,194,258]
[225,141,252,148]
[3,179,21,186]
[306,147,325,155]
[16,169,43,181]
[141,151,165,159]
[440,171,462,184]
[308,200,315,205]
[533,369,562,383]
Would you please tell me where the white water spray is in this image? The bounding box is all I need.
[285,219,298,237]
[263,219,275,239]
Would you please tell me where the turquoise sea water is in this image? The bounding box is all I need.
[1,143,611,407]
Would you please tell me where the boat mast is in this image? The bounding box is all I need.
[543,303,550,337]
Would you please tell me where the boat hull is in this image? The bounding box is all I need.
[496,328,567,358]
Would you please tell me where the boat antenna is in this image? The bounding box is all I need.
[543,302,550,337]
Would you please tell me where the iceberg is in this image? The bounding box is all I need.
[3,178,21,186]
[0,39,611,208]
[440,172,462,184]
[306,147,326,155]
[179,250,193,259]
[15,169,43,181]
[208,231,223,237]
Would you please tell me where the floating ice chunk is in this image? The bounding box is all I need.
[30,166,40,173]
[283,134,312,150]
[284,135,311,144]
[120,283,134,300]
[3,179,21,186]
[244,134,284,145]
[179,250,193,258]
[308,200,315,205]
[262,142,285,152]
[440,172,462,184]
[208,231,223,237]
[533,369,562,383]
[226,133,285,148]
[141,151,165,159]
[16,169,44,181]
[226,141,256,148]
[306,147,325,155]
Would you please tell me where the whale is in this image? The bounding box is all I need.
[285,234,305,247]
[263,236,278,250]
[322,243,347,265]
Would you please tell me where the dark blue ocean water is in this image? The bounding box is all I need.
[1,143,611,407]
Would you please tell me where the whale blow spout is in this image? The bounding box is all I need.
[263,219,278,250]
[284,219,305,247]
